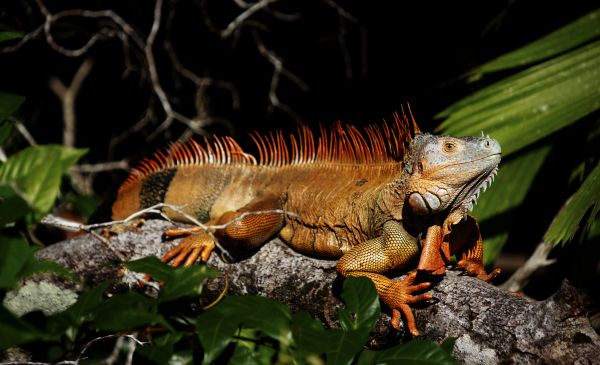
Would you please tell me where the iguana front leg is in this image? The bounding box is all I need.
[449,215,501,282]
[336,220,432,336]
[159,193,285,268]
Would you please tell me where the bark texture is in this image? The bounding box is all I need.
[36,219,600,364]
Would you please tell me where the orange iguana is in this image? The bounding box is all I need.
[112,112,500,336]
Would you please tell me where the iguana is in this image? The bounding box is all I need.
[112,112,501,336]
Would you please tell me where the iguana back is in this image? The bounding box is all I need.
[113,115,414,257]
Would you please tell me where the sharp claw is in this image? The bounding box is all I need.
[391,309,401,329]
[399,304,420,337]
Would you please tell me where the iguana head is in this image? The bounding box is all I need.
[403,133,500,219]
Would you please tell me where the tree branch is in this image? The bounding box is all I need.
[35,219,600,363]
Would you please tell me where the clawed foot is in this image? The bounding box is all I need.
[141,229,215,285]
[381,271,433,336]
[457,259,501,282]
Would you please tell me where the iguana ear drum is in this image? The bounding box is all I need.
[408,192,430,215]
[408,192,441,215]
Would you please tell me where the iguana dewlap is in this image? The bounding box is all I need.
[112,113,501,336]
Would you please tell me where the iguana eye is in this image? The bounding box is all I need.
[443,142,456,153]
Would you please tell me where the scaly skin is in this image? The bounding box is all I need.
[112,121,501,336]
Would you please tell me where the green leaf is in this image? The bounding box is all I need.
[126,256,175,282]
[440,337,456,355]
[19,258,78,282]
[62,282,108,325]
[0,31,23,43]
[438,41,600,156]
[337,276,380,332]
[168,350,194,365]
[0,237,76,288]
[0,120,13,146]
[228,344,265,365]
[196,303,241,365]
[545,161,600,245]
[138,332,183,364]
[291,311,329,355]
[70,194,100,219]
[0,92,25,122]
[159,265,217,303]
[92,292,166,331]
[0,145,87,223]
[228,333,277,365]
[196,296,291,364]
[126,257,218,302]
[0,305,45,350]
[473,8,600,75]
[324,329,365,365]
[0,185,31,225]
[0,236,31,288]
[372,339,457,365]
[473,144,552,265]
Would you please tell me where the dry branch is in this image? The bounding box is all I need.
[35,219,600,364]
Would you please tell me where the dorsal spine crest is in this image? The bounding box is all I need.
[120,109,420,192]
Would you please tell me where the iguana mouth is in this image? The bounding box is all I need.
[465,166,498,212]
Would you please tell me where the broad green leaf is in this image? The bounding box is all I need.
[0,92,25,122]
[0,236,76,288]
[168,350,194,365]
[196,301,242,365]
[92,292,166,331]
[324,329,365,365]
[126,256,175,281]
[19,258,77,282]
[126,257,217,302]
[545,161,600,245]
[337,277,380,331]
[474,144,551,265]
[440,337,456,355]
[229,344,265,365]
[371,339,456,365]
[0,237,32,288]
[138,332,183,364]
[438,41,600,156]
[0,120,12,145]
[0,31,23,43]
[0,145,87,220]
[0,185,30,225]
[61,282,108,325]
[473,8,600,75]
[0,305,45,350]
[291,311,329,355]
[226,296,292,343]
[196,295,292,365]
[159,265,217,303]
[70,194,100,218]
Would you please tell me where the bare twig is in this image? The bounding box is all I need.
[220,0,280,39]
[77,334,145,365]
[500,240,556,292]
[49,58,94,149]
[164,39,240,111]
[49,58,94,195]
[41,202,299,262]
[500,201,569,292]
[71,160,129,173]
[8,116,38,146]
[252,31,308,124]
[321,0,367,78]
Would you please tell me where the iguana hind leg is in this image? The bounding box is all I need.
[160,193,284,268]
[336,220,432,336]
